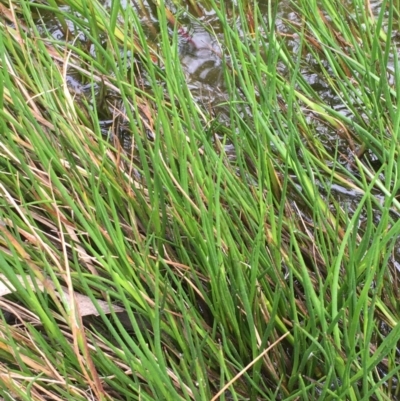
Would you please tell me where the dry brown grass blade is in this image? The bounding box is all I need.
[0,363,88,401]
[210,332,291,401]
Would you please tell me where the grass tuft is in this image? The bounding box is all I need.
[1,0,400,399]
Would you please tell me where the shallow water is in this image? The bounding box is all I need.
[36,0,398,222]
[39,2,396,202]
[172,1,396,195]
[51,0,398,230]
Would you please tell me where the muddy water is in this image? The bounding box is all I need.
[47,0,394,214]
[173,1,393,202]
[165,0,400,300]
[58,0,395,223]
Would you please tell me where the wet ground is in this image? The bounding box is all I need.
[46,0,398,242]
[57,0,394,157]
[169,0,397,214]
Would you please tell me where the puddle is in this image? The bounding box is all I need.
[30,0,399,224]
[34,0,397,236]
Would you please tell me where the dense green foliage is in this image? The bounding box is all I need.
[0,0,400,399]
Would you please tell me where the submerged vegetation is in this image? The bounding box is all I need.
[1,0,400,399]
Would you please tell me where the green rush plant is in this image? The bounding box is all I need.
[0,0,399,399]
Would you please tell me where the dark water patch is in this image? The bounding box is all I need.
[28,0,400,240]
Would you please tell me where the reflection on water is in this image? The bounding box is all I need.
[179,23,222,84]
[44,0,397,219]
